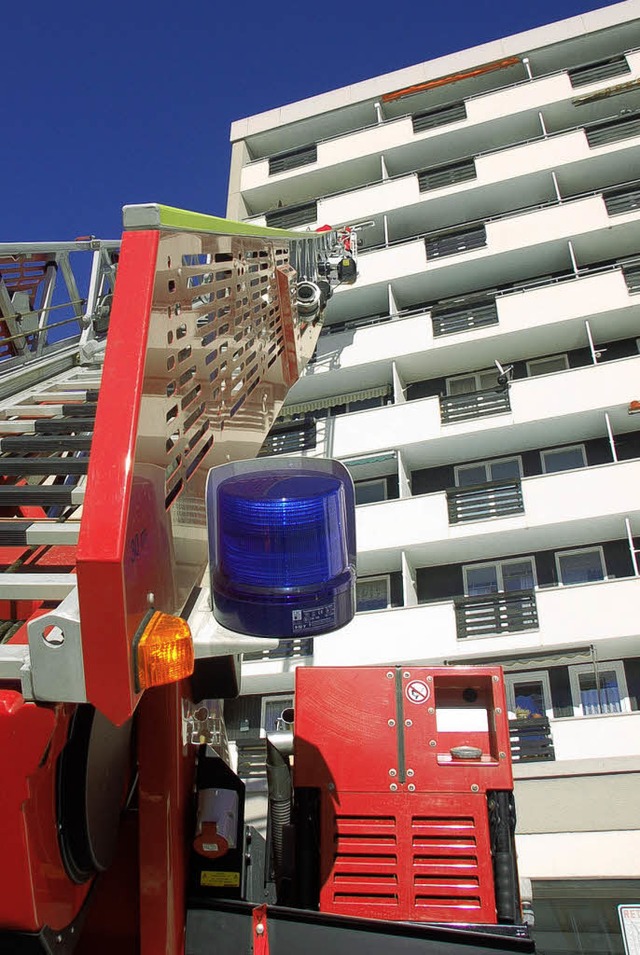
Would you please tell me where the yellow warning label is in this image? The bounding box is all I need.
[200,870,240,888]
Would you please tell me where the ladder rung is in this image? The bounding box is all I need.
[0,456,89,476]
[33,419,95,435]
[0,436,92,452]
[62,403,97,417]
[0,521,80,546]
[0,573,77,599]
[0,485,84,506]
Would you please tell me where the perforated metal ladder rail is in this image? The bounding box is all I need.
[0,205,342,723]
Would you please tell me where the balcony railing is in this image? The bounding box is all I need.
[586,112,640,148]
[259,418,317,456]
[440,387,510,423]
[432,296,498,337]
[568,54,630,88]
[412,100,467,133]
[509,717,555,762]
[604,184,640,216]
[454,589,538,639]
[425,224,487,259]
[418,158,477,193]
[446,478,524,523]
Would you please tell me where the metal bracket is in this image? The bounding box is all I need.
[27,588,87,703]
[0,644,33,698]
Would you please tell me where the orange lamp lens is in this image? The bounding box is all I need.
[135,611,194,691]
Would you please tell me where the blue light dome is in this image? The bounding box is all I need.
[206,459,356,637]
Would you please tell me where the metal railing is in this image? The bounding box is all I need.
[454,589,538,639]
[269,144,318,176]
[569,54,630,89]
[432,297,498,336]
[418,157,477,192]
[446,479,523,523]
[412,101,467,134]
[425,224,487,259]
[604,184,640,216]
[586,112,640,148]
[440,387,510,423]
[259,418,317,455]
[509,717,555,762]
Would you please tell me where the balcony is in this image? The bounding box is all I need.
[240,577,640,695]
[322,355,640,470]
[239,51,640,215]
[294,266,640,406]
[354,458,640,573]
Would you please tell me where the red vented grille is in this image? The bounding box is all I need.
[320,794,497,923]
[412,814,484,918]
[325,813,400,914]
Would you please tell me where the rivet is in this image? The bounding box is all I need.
[471,784,479,792]
[256,924,265,936]
[403,671,411,679]
[428,707,435,714]
[389,768,397,777]
[390,783,398,791]
[499,751,507,759]
[328,782,335,791]
[429,740,436,747]
[492,675,499,682]
[405,719,413,727]
[408,783,416,792]
[496,707,502,714]
[426,675,433,682]
[388,718,395,727]
[407,769,414,777]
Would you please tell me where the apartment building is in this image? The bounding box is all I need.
[225,3,640,948]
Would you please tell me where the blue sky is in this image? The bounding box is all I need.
[1,0,624,242]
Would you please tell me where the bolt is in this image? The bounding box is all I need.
[328,782,335,791]
[386,671,394,679]
[389,768,397,777]
[493,675,499,682]
[388,718,396,727]
[390,783,398,791]
[403,671,411,679]
[429,740,436,747]
[408,784,416,792]
[428,707,435,714]
[499,751,507,759]
[496,707,502,714]
[256,923,265,936]
[471,784,479,792]
[407,768,414,777]
[426,675,433,682]
[405,719,413,727]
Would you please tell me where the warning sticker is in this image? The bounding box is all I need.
[405,680,430,704]
[200,871,240,888]
[291,603,335,634]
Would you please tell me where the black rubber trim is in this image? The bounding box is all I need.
[34,419,94,434]
[56,705,98,884]
[0,457,89,476]
[0,436,92,452]
[0,486,75,506]
[394,667,406,784]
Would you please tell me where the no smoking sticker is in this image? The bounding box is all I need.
[405,680,430,704]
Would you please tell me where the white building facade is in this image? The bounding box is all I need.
[226,3,640,948]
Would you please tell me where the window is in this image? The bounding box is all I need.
[354,478,387,505]
[527,354,569,377]
[556,547,605,585]
[568,662,629,716]
[260,695,294,736]
[541,445,586,474]
[356,575,390,611]
[455,457,522,486]
[506,671,553,720]
[463,557,536,596]
[446,368,498,396]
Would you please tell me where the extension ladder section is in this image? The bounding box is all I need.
[0,204,338,725]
